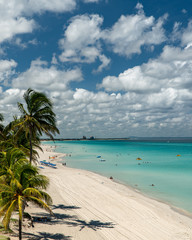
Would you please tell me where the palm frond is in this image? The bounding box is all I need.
[38,190,53,205]
[27,174,49,189]
[0,183,12,193]
[17,103,27,116]
[23,188,42,198]
[27,196,53,215]
[18,195,23,220]
[0,200,13,216]
[2,199,17,229]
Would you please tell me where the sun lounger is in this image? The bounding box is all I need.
[48,162,56,166]
[40,161,57,168]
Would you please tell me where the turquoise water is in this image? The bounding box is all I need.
[44,140,192,214]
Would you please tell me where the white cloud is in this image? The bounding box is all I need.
[94,54,111,73]
[99,66,161,92]
[11,37,39,49]
[0,0,77,45]
[99,45,192,93]
[53,85,190,138]
[26,0,76,14]
[0,17,35,43]
[102,8,167,57]
[0,88,24,125]
[181,20,192,48]
[146,88,177,108]
[135,2,144,14]
[58,6,167,71]
[12,59,83,91]
[0,59,17,84]
[82,41,192,137]
[51,53,58,65]
[59,14,103,53]
[0,0,34,43]
[1,77,192,138]
[59,14,110,71]
[182,9,187,14]
[0,88,22,105]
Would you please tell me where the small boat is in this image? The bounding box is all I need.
[136,158,142,160]
[97,156,101,158]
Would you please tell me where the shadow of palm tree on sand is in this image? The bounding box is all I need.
[22,204,115,238]
[23,231,71,240]
[72,219,115,231]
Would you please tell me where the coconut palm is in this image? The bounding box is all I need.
[0,148,53,240]
[0,148,29,184]
[16,88,59,163]
[0,113,4,141]
[1,123,41,163]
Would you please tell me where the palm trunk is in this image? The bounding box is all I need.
[29,127,33,164]
[19,218,22,240]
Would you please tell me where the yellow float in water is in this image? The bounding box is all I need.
[176,154,181,157]
[136,157,142,160]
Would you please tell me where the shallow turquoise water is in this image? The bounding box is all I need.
[45,140,192,213]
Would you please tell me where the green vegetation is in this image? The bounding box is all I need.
[0,88,59,240]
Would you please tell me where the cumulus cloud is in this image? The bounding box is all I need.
[83,40,192,137]
[0,16,35,44]
[0,0,77,45]
[52,85,192,138]
[58,6,167,70]
[181,20,192,49]
[59,14,103,59]
[99,66,161,93]
[59,14,110,71]
[26,0,76,14]
[99,45,192,93]
[12,58,83,91]
[0,59,17,84]
[0,88,24,125]
[2,71,192,138]
[3,45,192,137]
[102,5,167,57]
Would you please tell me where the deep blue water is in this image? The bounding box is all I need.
[44,140,192,214]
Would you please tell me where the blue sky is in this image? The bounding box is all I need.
[1,0,192,138]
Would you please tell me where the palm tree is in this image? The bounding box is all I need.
[0,119,42,163]
[0,113,4,141]
[0,148,53,240]
[0,148,29,183]
[16,88,59,164]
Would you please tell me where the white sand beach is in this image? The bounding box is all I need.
[10,144,192,240]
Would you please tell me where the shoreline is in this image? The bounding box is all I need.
[107,175,192,219]
[45,142,192,218]
[41,143,192,219]
[9,144,192,240]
